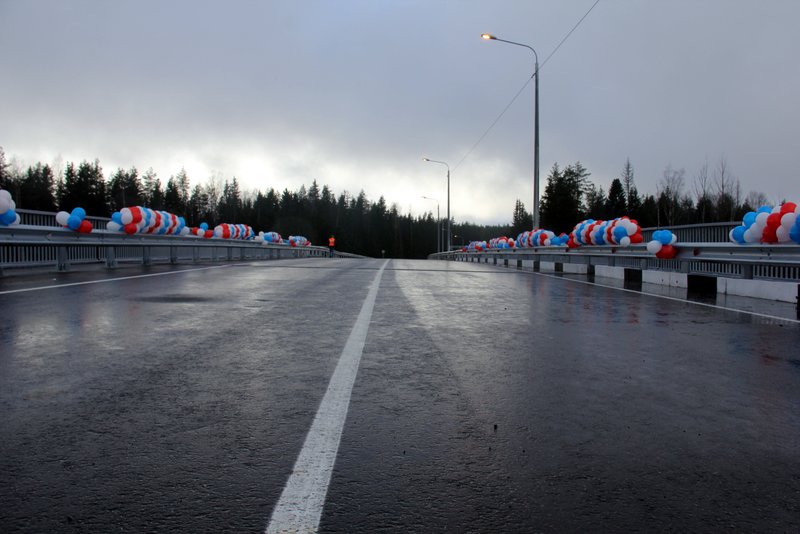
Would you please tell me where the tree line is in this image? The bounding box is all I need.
[0,146,772,257]
[537,157,771,235]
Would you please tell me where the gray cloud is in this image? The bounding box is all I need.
[2,0,798,224]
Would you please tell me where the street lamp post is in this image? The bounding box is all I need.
[422,196,441,253]
[422,158,451,251]
[481,33,540,229]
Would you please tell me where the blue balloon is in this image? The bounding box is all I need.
[0,209,16,225]
[112,211,123,224]
[758,205,772,214]
[71,207,86,219]
[743,211,756,227]
[657,230,672,245]
[200,222,209,231]
[790,226,800,244]
[67,215,81,230]
[732,226,746,244]
[613,226,627,240]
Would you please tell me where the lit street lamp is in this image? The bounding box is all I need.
[422,157,451,251]
[482,33,540,229]
[421,196,441,253]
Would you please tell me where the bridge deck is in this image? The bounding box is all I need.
[1,259,798,532]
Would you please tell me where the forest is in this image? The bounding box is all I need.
[0,146,769,258]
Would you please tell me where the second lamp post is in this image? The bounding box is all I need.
[423,157,451,251]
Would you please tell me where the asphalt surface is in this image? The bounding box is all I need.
[1,258,799,532]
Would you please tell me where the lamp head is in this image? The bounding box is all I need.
[422,157,430,161]
[481,33,496,40]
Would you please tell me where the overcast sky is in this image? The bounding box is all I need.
[2,0,798,224]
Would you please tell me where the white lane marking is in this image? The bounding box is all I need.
[266,259,389,534]
[532,271,800,324]
[0,265,232,295]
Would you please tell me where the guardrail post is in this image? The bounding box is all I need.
[105,246,117,268]
[170,246,178,264]
[742,264,753,279]
[143,246,151,266]
[193,246,199,263]
[227,247,233,261]
[57,246,69,271]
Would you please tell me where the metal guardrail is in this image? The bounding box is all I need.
[430,242,800,283]
[0,224,359,274]
[640,222,738,243]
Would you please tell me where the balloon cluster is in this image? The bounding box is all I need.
[488,236,515,249]
[515,229,569,248]
[466,240,488,252]
[0,188,20,226]
[729,202,800,244]
[288,235,310,247]
[569,217,643,248]
[254,231,283,244]
[188,222,213,238]
[647,230,678,259]
[56,207,93,233]
[214,223,255,240]
[107,206,188,236]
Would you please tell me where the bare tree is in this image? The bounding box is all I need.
[657,164,686,226]
[621,157,635,205]
[713,155,738,221]
[744,190,768,210]
[693,159,714,222]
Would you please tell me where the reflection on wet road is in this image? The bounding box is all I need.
[2,259,798,532]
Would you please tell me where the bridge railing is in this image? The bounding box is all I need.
[429,242,800,284]
[0,224,359,274]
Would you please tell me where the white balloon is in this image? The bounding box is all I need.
[776,226,791,242]
[0,197,10,214]
[13,213,20,225]
[646,240,662,254]
[56,211,70,226]
[0,189,11,201]
[780,212,796,229]
[120,208,132,225]
[106,221,122,231]
[755,212,769,226]
[795,205,800,215]
[620,236,631,247]
[772,205,782,214]
[670,234,678,245]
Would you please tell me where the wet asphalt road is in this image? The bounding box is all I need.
[1,258,799,533]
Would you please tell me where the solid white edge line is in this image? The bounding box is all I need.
[265,259,389,534]
[531,270,800,324]
[0,265,232,295]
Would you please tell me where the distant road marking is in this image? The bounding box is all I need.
[533,271,800,324]
[0,265,231,295]
[265,259,389,534]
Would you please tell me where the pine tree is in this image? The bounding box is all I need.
[20,163,57,211]
[510,199,532,235]
[606,178,627,218]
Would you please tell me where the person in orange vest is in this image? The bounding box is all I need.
[328,235,336,257]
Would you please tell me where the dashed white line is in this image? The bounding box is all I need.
[265,259,389,534]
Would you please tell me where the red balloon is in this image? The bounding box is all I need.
[655,245,677,259]
[204,230,213,238]
[129,206,143,224]
[78,220,93,233]
[767,212,782,229]
[124,223,138,235]
[761,226,778,243]
[630,232,644,244]
[780,202,797,214]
